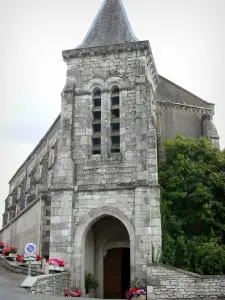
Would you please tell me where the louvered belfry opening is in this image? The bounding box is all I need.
[92,89,102,155]
[111,87,120,153]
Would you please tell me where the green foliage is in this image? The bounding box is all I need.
[160,134,225,274]
[85,271,99,293]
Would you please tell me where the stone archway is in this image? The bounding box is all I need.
[71,206,136,296]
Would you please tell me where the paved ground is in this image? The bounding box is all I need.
[0,266,67,300]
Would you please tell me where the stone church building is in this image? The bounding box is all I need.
[0,0,219,298]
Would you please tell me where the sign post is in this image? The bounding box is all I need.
[24,243,36,277]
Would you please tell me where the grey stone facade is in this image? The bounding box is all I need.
[147,264,225,299]
[0,0,220,298]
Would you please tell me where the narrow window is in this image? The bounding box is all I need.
[15,202,19,215]
[92,89,102,155]
[26,176,31,191]
[36,184,39,196]
[25,195,28,208]
[49,148,55,168]
[37,163,43,180]
[9,196,12,207]
[111,87,120,153]
[48,169,53,189]
[17,186,21,200]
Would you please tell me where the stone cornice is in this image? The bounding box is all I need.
[76,181,160,192]
[62,40,159,87]
[63,40,149,59]
[157,99,214,117]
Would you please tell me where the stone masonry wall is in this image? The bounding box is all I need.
[147,264,225,299]
[0,194,51,258]
[28,273,70,296]
[0,199,42,253]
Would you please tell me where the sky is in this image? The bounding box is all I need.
[0,0,225,222]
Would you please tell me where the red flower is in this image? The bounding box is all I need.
[2,246,17,256]
[16,254,25,263]
[36,254,41,261]
[47,258,64,267]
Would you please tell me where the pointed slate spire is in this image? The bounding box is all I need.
[77,0,138,48]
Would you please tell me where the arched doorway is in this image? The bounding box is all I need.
[85,216,130,298]
[72,206,135,298]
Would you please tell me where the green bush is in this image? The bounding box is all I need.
[160,135,225,275]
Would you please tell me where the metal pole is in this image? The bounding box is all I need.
[28,261,31,277]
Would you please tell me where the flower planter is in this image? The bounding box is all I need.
[5,253,17,259]
[48,265,64,272]
[132,295,146,300]
[9,253,17,258]
[25,261,41,265]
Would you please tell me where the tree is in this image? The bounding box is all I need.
[159,135,225,274]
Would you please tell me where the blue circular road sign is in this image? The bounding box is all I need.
[25,243,36,255]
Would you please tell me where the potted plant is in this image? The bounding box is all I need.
[85,271,99,297]
[2,246,17,259]
[16,254,26,265]
[125,288,146,300]
[125,277,147,300]
[47,258,65,271]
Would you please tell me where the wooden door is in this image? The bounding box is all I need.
[104,248,122,299]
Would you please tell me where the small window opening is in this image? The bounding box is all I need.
[94,98,101,107]
[112,136,120,144]
[93,124,101,132]
[111,123,120,135]
[93,111,101,121]
[93,138,101,145]
[112,96,119,106]
[111,109,120,119]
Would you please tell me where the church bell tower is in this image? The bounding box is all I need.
[50,0,162,294]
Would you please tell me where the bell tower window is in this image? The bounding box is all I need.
[111,87,120,153]
[92,89,102,155]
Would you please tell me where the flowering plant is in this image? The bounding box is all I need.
[0,242,6,249]
[2,246,17,256]
[36,254,42,261]
[125,288,146,299]
[47,258,64,267]
[16,254,25,263]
